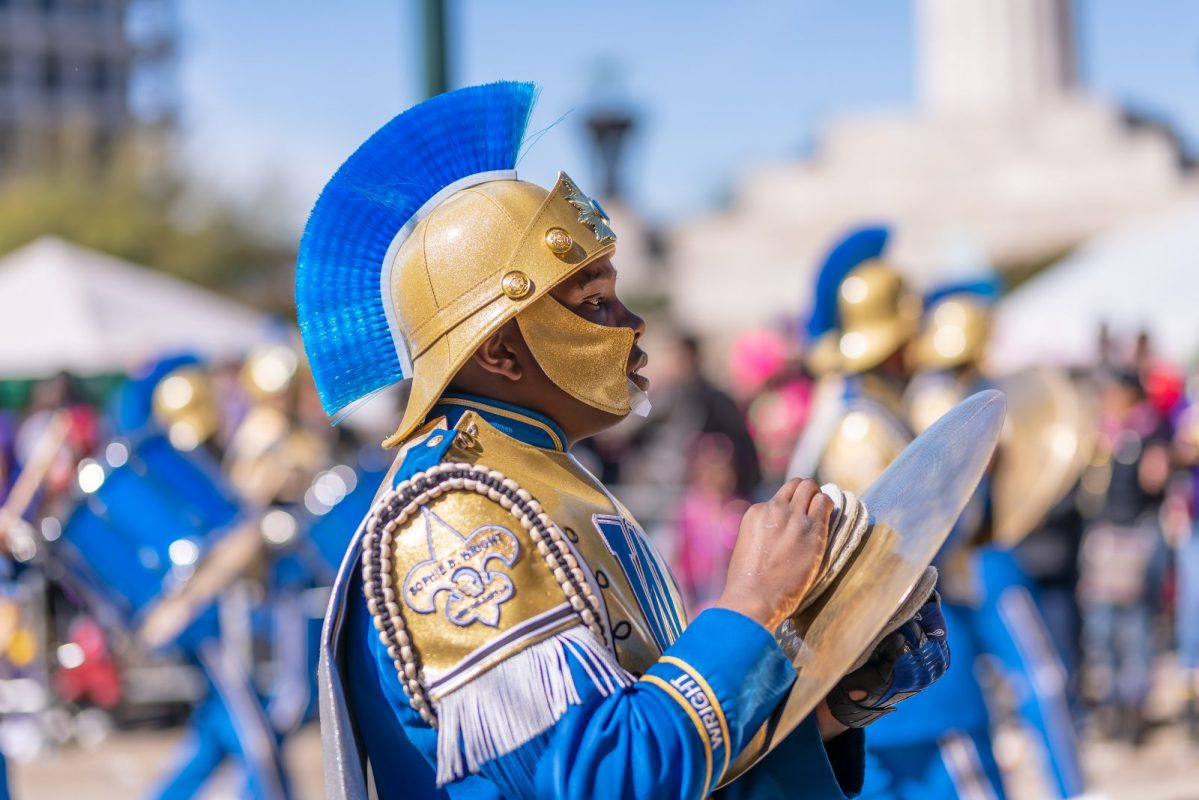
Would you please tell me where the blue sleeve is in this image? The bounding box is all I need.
[533,608,802,799]
[978,550,1085,798]
[356,595,859,799]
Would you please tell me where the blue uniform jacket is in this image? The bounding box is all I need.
[341,395,866,799]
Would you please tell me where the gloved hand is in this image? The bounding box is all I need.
[825,589,950,728]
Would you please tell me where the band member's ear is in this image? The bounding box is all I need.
[471,323,524,382]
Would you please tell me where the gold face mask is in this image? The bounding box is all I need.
[515,294,650,418]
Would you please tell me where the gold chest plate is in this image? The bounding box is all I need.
[819,405,911,495]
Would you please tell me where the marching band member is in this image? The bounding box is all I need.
[112,355,292,800]
[300,83,973,799]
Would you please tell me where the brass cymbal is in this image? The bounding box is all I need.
[991,367,1095,547]
[721,389,1006,786]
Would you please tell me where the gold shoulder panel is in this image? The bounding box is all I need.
[361,461,606,714]
[447,412,686,672]
[819,403,912,494]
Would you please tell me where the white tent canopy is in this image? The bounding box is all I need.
[0,236,275,377]
[991,201,1199,371]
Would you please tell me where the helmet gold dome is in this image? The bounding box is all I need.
[909,295,992,371]
[383,174,615,446]
[808,261,920,375]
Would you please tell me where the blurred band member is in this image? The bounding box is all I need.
[1078,371,1169,745]
[789,226,919,494]
[871,280,1088,800]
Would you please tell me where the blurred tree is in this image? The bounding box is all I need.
[0,125,296,313]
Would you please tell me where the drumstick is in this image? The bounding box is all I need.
[0,411,71,541]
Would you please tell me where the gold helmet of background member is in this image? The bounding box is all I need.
[382,173,617,447]
[909,295,991,371]
[242,344,300,402]
[230,344,327,504]
[808,261,921,375]
[151,366,220,451]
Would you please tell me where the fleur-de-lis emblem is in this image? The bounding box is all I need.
[560,172,616,244]
[401,508,520,628]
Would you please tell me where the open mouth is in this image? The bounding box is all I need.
[628,352,650,391]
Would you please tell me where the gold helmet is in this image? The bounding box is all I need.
[809,261,921,375]
[909,295,991,371]
[296,82,622,447]
[383,174,616,446]
[151,365,220,451]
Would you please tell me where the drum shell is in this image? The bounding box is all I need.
[59,433,245,647]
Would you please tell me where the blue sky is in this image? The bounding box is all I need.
[176,1,1199,235]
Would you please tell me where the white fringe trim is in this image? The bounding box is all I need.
[434,625,631,786]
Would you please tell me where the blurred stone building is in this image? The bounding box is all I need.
[671,0,1196,351]
[0,0,176,172]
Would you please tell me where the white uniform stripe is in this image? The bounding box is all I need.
[939,730,998,800]
[998,585,1085,794]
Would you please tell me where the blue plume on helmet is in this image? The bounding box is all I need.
[804,226,889,340]
[924,275,1003,308]
[295,82,538,417]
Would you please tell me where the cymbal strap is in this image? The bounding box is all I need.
[795,485,870,614]
[775,485,871,663]
[782,485,938,667]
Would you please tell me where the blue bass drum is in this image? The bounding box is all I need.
[58,433,256,652]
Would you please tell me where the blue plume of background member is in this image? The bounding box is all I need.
[924,275,1004,308]
[804,226,889,341]
[296,81,538,417]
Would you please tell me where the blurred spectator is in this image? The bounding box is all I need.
[15,373,100,509]
[1171,382,1199,738]
[53,617,121,711]
[667,333,762,496]
[674,434,749,612]
[1015,487,1087,720]
[728,328,788,406]
[1077,371,1170,744]
[745,375,811,486]
[618,330,763,510]
[1134,329,1185,416]
[731,328,814,485]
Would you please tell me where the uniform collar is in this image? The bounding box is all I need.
[429,392,568,452]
